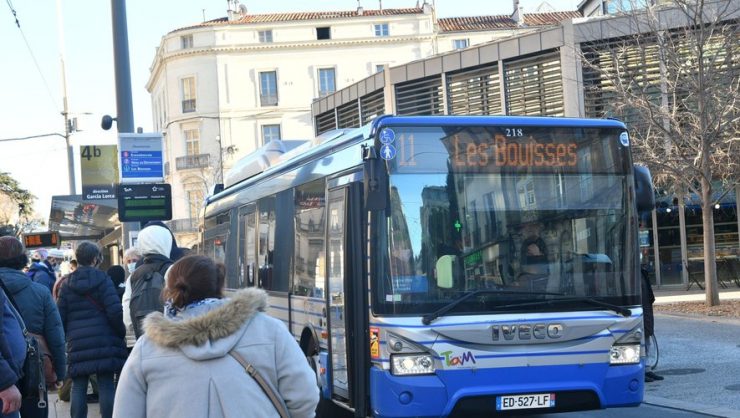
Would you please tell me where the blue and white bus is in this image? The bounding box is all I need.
[202,115,655,417]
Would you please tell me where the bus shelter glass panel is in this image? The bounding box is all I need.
[373,125,639,316]
[327,190,348,398]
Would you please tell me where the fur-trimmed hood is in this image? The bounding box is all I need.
[143,288,267,360]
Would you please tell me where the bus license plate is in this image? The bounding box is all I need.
[496,393,555,411]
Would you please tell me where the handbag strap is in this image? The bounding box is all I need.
[84,293,105,313]
[228,350,291,418]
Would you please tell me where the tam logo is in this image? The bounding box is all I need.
[441,350,476,367]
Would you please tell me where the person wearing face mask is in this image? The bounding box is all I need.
[47,250,66,278]
[120,247,141,350]
[27,249,56,294]
[122,248,140,277]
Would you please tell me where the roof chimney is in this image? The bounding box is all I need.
[227,0,242,22]
[422,0,432,14]
[512,0,525,26]
[357,0,364,15]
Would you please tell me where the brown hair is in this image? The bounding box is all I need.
[162,255,225,308]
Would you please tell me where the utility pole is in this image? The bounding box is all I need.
[56,0,76,195]
[110,0,138,249]
[111,0,134,133]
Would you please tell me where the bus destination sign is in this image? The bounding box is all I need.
[447,132,578,169]
[385,126,622,175]
[22,231,60,249]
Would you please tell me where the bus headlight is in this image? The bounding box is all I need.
[390,354,435,376]
[610,344,640,365]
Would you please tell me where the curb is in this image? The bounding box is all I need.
[644,395,740,418]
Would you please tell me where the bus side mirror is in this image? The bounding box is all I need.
[363,145,389,211]
[435,255,456,289]
[634,165,655,213]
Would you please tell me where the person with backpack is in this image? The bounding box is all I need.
[0,237,66,418]
[56,241,127,418]
[126,224,174,339]
[27,250,56,295]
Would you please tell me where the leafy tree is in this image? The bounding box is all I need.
[0,171,35,236]
[580,0,739,305]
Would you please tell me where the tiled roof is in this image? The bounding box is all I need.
[172,9,581,34]
[175,8,425,32]
[438,11,581,32]
[235,8,424,23]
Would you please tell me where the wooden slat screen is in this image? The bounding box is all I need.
[336,100,361,129]
[360,89,385,125]
[447,63,502,115]
[395,75,444,116]
[504,52,564,116]
[314,110,337,136]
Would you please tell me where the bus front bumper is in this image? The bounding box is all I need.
[369,363,643,418]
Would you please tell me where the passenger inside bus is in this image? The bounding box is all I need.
[515,235,550,292]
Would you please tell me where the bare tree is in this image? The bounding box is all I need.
[580,0,739,305]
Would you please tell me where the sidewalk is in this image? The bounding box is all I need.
[48,391,102,418]
[654,286,740,304]
[646,287,740,418]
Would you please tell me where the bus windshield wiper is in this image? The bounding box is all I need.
[492,297,632,317]
[421,289,563,325]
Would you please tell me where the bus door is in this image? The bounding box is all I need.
[325,183,368,417]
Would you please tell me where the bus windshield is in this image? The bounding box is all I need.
[373,125,638,316]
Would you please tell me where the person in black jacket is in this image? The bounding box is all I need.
[0,236,66,418]
[56,242,127,418]
[641,268,663,382]
[105,266,126,301]
[125,225,174,339]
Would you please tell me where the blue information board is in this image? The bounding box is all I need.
[120,150,164,178]
[118,133,165,184]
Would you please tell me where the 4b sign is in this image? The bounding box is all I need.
[80,145,119,200]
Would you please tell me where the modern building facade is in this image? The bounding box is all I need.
[147,1,580,247]
[310,2,739,288]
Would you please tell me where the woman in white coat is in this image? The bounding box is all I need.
[113,255,319,418]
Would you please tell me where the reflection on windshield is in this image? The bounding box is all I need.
[379,171,636,315]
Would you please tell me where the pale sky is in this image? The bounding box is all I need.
[0,0,579,224]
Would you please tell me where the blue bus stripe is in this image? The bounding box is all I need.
[374,349,611,363]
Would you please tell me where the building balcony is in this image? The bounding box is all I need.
[167,218,199,233]
[175,153,210,170]
[182,99,196,113]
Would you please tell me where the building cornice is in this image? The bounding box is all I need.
[148,34,435,90]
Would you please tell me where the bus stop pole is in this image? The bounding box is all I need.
[110,0,139,249]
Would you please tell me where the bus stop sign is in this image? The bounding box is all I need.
[116,183,172,223]
[22,231,60,249]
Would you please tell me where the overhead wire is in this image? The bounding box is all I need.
[5,0,61,111]
[0,133,65,143]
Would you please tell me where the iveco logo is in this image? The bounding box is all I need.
[491,324,564,341]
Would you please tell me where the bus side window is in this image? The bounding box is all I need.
[258,197,275,290]
[238,205,257,289]
[292,180,326,297]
